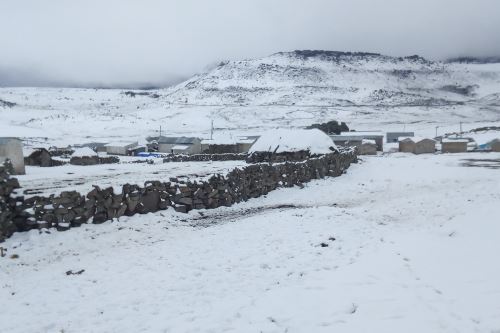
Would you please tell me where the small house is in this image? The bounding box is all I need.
[332,131,384,151]
[158,137,202,155]
[0,137,25,175]
[414,138,436,154]
[387,132,415,143]
[249,128,335,157]
[236,136,260,153]
[201,136,260,154]
[398,137,435,154]
[398,137,416,153]
[487,139,500,152]
[441,138,468,153]
[104,142,139,156]
[358,139,377,155]
[479,139,500,152]
[24,148,51,167]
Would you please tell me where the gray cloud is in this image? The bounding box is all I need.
[1,0,499,88]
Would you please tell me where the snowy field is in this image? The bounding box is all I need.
[16,159,246,198]
[2,152,500,333]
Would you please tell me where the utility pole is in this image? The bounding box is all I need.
[435,126,439,138]
[460,122,463,134]
[159,125,162,138]
[210,120,214,140]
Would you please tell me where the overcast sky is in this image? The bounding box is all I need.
[1,0,499,88]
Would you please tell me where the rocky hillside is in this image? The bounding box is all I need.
[162,50,500,107]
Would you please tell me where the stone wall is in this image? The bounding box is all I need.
[70,156,120,166]
[246,150,316,163]
[0,150,357,241]
[0,162,23,241]
[163,153,247,162]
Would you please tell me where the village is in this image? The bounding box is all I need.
[2,122,500,178]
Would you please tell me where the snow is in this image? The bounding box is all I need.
[249,128,336,154]
[2,152,500,332]
[71,147,97,157]
[361,139,376,145]
[171,145,190,150]
[341,131,383,136]
[15,160,246,198]
[398,136,434,143]
[1,51,500,332]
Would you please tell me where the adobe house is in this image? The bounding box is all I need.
[398,137,416,153]
[0,137,25,175]
[387,132,415,143]
[399,137,436,154]
[414,138,436,154]
[158,137,202,155]
[488,139,500,152]
[441,138,468,153]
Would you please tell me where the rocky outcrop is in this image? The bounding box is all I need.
[1,150,356,241]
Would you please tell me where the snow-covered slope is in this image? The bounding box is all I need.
[162,50,500,107]
[1,51,500,147]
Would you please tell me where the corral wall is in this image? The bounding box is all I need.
[0,151,357,241]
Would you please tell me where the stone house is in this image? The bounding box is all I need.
[441,139,468,153]
[0,137,25,175]
[158,137,202,155]
[25,148,65,167]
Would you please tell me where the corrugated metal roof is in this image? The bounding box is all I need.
[158,136,200,144]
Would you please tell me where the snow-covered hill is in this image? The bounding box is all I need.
[1,50,500,147]
[162,50,500,107]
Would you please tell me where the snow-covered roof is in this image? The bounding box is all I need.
[201,138,256,145]
[340,131,383,137]
[158,137,199,144]
[104,142,138,147]
[398,137,434,143]
[72,147,97,157]
[442,138,469,143]
[171,145,190,150]
[249,129,336,154]
[361,139,376,145]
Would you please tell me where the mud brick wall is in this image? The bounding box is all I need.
[0,150,357,241]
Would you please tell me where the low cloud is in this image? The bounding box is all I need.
[1,0,499,87]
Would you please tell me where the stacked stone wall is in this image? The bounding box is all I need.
[0,150,357,241]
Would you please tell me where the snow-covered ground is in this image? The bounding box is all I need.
[16,159,246,198]
[2,152,500,333]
